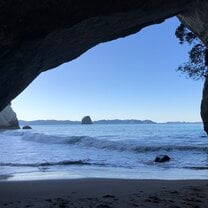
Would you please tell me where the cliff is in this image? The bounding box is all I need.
[0,105,19,129]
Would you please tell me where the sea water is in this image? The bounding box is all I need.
[0,124,208,181]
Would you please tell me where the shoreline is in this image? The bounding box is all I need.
[1,178,208,207]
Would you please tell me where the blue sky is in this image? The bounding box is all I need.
[13,17,203,122]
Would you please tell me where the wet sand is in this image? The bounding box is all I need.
[0,179,208,208]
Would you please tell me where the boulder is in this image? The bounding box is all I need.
[22,125,32,129]
[154,155,170,163]
[81,116,93,124]
[0,105,19,129]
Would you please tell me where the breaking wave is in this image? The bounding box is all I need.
[0,160,92,167]
[184,166,208,170]
[3,131,208,153]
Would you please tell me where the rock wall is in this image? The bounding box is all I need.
[201,78,208,134]
[178,0,208,47]
[177,0,208,134]
[0,105,19,129]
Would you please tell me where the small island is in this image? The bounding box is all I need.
[81,116,93,124]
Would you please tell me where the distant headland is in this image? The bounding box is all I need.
[18,119,201,126]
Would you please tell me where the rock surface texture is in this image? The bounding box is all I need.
[178,0,208,47]
[178,0,208,134]
[0,105,19,129]
[0,0,208,131]
[82,116,93,125]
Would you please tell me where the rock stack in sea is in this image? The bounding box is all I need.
[81,116,93,124]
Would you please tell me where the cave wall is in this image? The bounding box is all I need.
[177,0,208,133]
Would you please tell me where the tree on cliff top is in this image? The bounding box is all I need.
[175,24,208,80]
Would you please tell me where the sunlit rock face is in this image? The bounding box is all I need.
[0,0,195,111]
[0,105,19,129]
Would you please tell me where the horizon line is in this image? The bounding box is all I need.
[18,118,202,123]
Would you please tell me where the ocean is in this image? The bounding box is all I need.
[0,123,208,181]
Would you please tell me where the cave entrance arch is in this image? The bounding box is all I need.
[12,17,202,126]
[0,0,207,131]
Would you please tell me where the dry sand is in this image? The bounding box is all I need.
[0,179,208,208]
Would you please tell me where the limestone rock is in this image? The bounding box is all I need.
[178,1,208,135]
[81,116,93,125]
[178,0,208,47]
[0,105,19,129]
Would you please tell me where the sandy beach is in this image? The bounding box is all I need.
[0,179,207,208]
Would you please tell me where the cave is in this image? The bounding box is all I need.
[0,0,208,132]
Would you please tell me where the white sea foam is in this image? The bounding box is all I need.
[0,160,92,167]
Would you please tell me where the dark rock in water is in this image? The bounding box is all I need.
[154,155,170,163]
[81,116,93,124]
[22,125,32,129]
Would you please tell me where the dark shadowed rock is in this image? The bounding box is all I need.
[201,77,208,135]
[154,155,170,163]
[22,125,32,129]
[81,116,93,125]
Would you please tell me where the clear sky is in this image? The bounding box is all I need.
[13,17,204,122]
